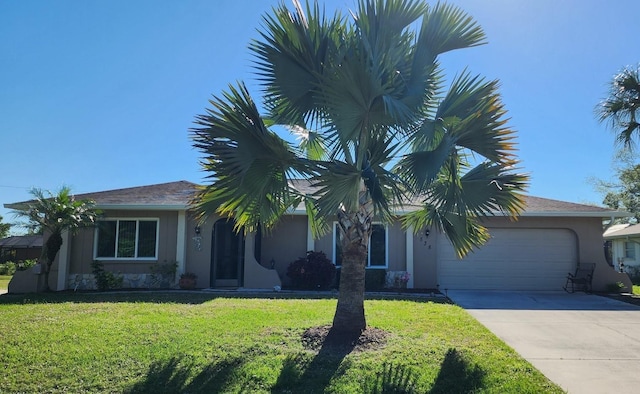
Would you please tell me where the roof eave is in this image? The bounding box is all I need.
[96,204,190,211]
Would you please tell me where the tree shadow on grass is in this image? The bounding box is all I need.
[272,334,356,393]
[125,356,244,394]
[362,348,485,393]
[428,348,486,394]
[362,362,419,393]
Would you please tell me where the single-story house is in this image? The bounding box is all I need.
[604,223,640,276]
[4,180,632,293]
[0,235,43,263]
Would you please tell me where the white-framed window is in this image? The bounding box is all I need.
[624,241,636,260]
[94,218,159,260]
[332,222,388,268]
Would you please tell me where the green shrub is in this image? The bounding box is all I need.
[0,260,38,275]
[287,251,336,290]
[605,281,625,293]
[149,260,178,288]
[91,261,123,291]
[0,261,16,275]
[16,259,36,271]
[626,266,640,285]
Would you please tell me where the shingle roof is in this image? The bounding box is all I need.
[0,235,43,249]
[604,223,640,239]
[4,179,628,218]
[4,181,199,211]
[288,179,628,218]
[75,180,199,208]
[521,195,621,216]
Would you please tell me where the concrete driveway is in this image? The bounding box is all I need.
[447,290,640,393]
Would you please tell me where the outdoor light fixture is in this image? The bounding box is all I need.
[424,228,430,238]
[194,226,201,235]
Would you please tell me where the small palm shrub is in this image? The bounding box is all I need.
[286,251,336,290]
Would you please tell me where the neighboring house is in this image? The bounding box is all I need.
[4,180,632,292]
[0,235,42,263]
[604,223,640,275]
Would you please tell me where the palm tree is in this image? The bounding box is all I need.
[598,65,640,148]
[13,187,100,291]
[191,0,527,342]
[0,214,10,239]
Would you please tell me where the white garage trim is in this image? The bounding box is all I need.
[437,228,577,291]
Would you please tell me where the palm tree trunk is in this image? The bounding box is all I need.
[327,182,374,344]
[330,238,367,338]
[42,232,63,292]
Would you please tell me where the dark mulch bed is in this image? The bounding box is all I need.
[601,292,640,307]
[302,325,389,352]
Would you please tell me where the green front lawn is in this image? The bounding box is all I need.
[0,292,562,393]
[0,275,11,291]
[633,285,640,295]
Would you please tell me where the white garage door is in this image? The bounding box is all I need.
[437,228,577,290]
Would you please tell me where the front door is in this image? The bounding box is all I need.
[211,219,244,288]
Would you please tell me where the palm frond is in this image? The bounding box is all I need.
[418,2,486,56]
[290,124,328,160]
[303,193,331,238]
[312,161,363,217]
[435,72,517,164]
[190,82,308,232]
[402,157,527,257]
[251,1,345,125]
[402,204,489,258]
[597,65,640,148]
[394,133,455,192]
[457,162,528,217]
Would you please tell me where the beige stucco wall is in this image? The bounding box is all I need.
[413,226,438,289]
[43,210,181,291]
[185,213,218,288]
[260,215,309,284]
[43,205,628,293]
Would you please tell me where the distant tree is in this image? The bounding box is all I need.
[598,161,640,223]
[597,65,640,149]
[11,187,100,291]
[0,214,10,238]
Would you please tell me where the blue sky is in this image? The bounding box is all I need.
[1,0,639,230]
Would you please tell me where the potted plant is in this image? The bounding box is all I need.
[179,272,197,290]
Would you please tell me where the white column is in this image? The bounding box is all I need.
[56,230,71,291]
[307,218,315,252]
[406,225,414,288]
[176,211,187,277]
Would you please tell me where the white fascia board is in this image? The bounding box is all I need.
[288,208,631,219]
[95,204,190,211]
[5,203,191,211]
[517,211,632,218]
